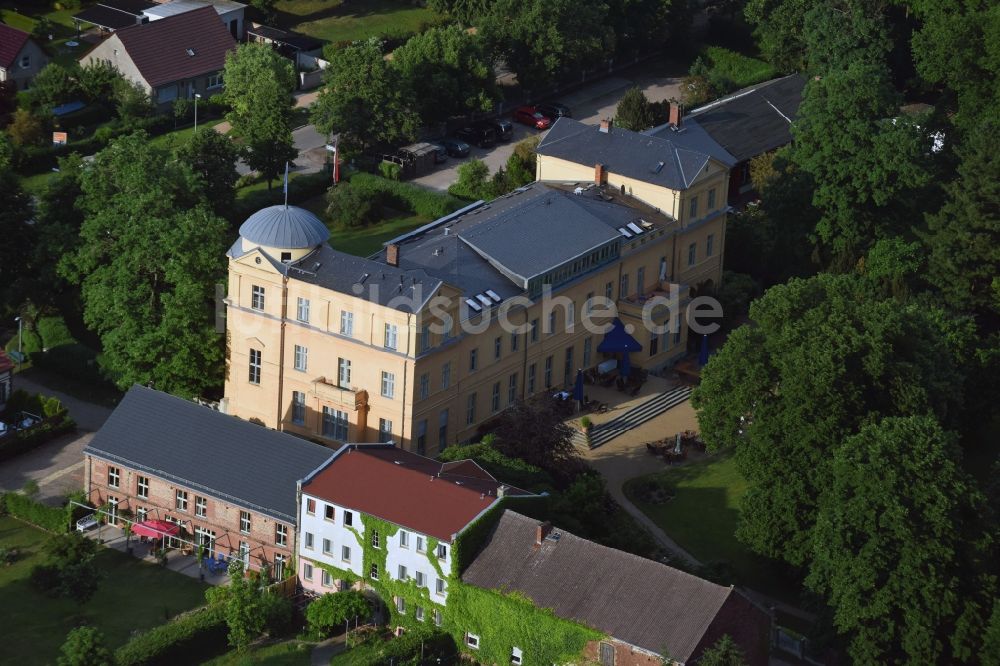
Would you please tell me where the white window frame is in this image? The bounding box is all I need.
[398,564,408,580]
[466,633,480,649]
[108,466,120,488]
[322,538,331,555]
[195,495,207,518]
[304,562,314,581]
[251,285,265,310]
[342,545,351,562]
[322,570,333,587]
[340,311,354,336]
[240,510,251,535]
[294,345,308,372]
[381,371,395,398]
[175,489,188,512]
[275,523,288,547]
[338,358,351,387]
[137,475,149,498]
[305,532,314,550]
[296,297,310,323]
[384,323,398,350]
[399,531,409,548]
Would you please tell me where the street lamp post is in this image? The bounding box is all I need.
[194,93,202,133]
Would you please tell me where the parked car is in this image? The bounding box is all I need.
[536,102,572,120]
[476,118,513,142]
[437,137,471,157]
[428,143,449,163]
[513,106,552,130]
[454,125,497,148]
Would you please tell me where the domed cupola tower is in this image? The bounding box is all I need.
[237,205,330,263]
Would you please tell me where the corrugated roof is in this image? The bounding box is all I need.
[302,445,532,542]
[114,6,236,88]
[83,385,334,522]
[538,117,735,191]
[0,23,30,69]
[461,511,736,660]
[239,205,331,249]
[666,74,806,162]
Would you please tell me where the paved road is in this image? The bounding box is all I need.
[412,59,687,192]
[0,374,113,504]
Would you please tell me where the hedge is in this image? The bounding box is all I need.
[115,605,228,666]
[1,492,73,533]
[36,315,75,350]
[231,171,331,224]
[348,173,465,220]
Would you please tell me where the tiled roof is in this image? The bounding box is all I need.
[301,445,532,542]
[84,385,334,522]
[538,117,735,191]
[462,511,751,660]
[0,23,30,70]
[114,6,236,88]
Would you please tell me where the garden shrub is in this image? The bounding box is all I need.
[348,173,465,220]
[703,46,777,88]
[306,590,371,638]
[437,440,556,493]
[36,315,75,349]
[378,160,402,181]
[5,328,42,355]
[0,391,76,462]
[2,492,73,533]
[115,605,229,666]
[325,182,382,228]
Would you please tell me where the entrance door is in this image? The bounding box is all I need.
[230,19,237,38]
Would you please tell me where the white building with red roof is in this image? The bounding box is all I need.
[0,23,48,91]
[296,443,533,602]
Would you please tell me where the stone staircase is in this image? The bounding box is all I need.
[574,385,693,449]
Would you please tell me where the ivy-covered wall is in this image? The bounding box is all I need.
[308,499,602,666]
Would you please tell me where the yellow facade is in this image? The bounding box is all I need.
[224,139,728,455]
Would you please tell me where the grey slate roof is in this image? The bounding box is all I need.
[285,244,444,314]
[658,74,806,163]
[239,205,331,249]
[538,117,735,191]
[461,510,736,660]
[372,184,666,298]
[83,386,333,522]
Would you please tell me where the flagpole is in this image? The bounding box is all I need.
[283,161,289,208]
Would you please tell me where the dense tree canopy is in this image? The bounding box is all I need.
[390,25,498,125]
[0,172,35,316]
[61,133,227,397]
[176,127,241,218]
[479,0,612,91]
[312,38,419,153]
[614,86,656,131]
[808,416,986,663]
[692,272,971,565]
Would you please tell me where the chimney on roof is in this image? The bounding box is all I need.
[599,118,612,133]
[386,243,400,267]
[669,102,684,128]
[497,484,508,498]
[535,521,552,547]
[595,163,607,185]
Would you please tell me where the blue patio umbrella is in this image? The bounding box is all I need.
[573,369,585,402]
[699,334,710,367]
[598,318,642,379]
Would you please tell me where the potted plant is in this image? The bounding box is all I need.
[197,544,206,580]
[581,416,593,446]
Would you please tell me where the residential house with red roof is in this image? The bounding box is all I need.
[79,5,236,108]
[296,444,771,665]
[296,443,534,605]
[0,23,48,91]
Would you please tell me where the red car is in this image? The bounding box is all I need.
[513,106,552,130]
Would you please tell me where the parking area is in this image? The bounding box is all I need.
[412,59,687,192]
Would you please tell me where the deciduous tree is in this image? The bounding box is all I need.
[7,107,47,146]
[61,132,227,397]
[223,43,297,190]
[27,63,81,111]
[312,38,419,154]
[486,399,578,471]
[695,634,747,666]
[306,591,371,637]
[0,173,35,310]
[176,127,241,217]
[692,273,971,565]
[808,416,981,663]
[391,25,497,125]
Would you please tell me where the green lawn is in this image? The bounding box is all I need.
[203,640,315,666]
[0,2,94,67]
[275,0,446,44]
[623,454,800,603]
[0,516,208,664]
[148,120,225,150]
[298,194,430,257]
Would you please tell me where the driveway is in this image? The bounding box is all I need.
[0,374,113,504]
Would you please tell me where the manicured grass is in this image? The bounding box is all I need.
[203,639,315,666]
[702,46,778,89]
[0,516,208,664]
[623,454,799,603]
[0,2,94,67]
[275,0,446,44]
[148,120,225,150]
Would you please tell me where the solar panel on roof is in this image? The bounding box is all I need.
[618,227,633,238]
[486,289,502,302]
[627,222,644,235]
[465,298,482,312]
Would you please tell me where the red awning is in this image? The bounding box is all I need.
[131,519,180,538]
